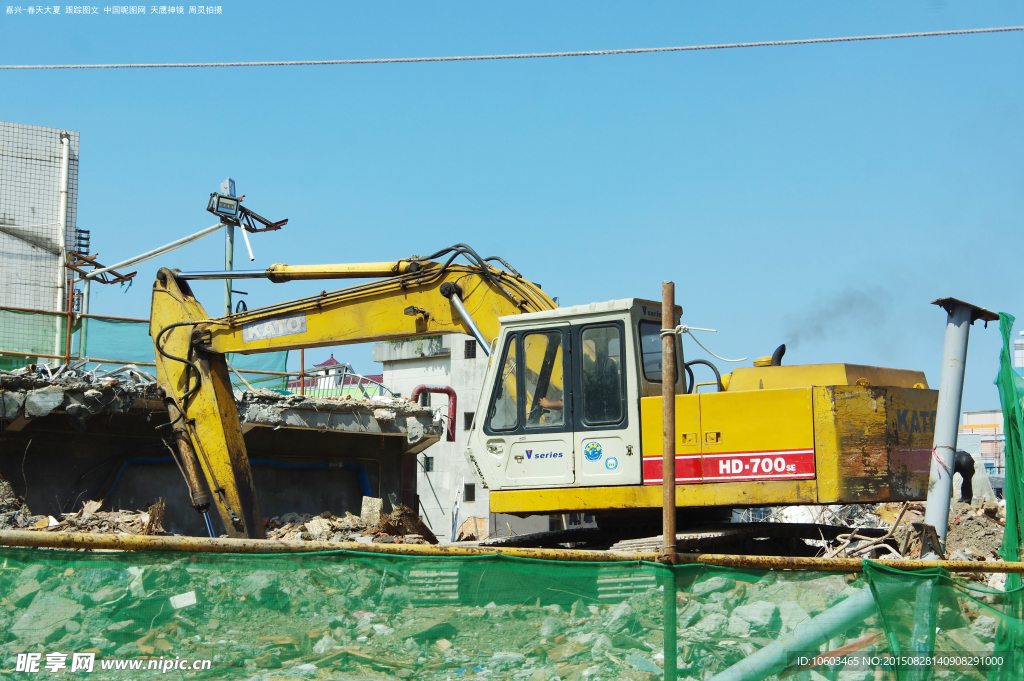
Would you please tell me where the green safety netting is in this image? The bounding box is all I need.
[0,313,290,392]
[0,547,1020,681]
[995,314,1024,579]
[0,310,78,370]
[77,318,152,367]
[225,351,290,392]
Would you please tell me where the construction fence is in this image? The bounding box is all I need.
[0,307,398,396]
[0,546,1021,681]
[0,308,289,392]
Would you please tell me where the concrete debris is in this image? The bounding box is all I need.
[379,503,439,544]
[263,509,433,545]
[235,389,440,439]
[1,363,160,429]
[23,499,169,536]
[360,497,383,527]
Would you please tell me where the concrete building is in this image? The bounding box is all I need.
[0,121,81,369]
[960,409,1005,474]
[373,334,549,541]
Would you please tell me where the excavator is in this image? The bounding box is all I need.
[150,243,938,541]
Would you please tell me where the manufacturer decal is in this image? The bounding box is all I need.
[604,456,618,471]
[640,305,662,319]
[242,313,307,342]
[525,450,562,460]
[583,442,603,462]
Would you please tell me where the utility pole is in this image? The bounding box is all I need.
[222,178,235,317]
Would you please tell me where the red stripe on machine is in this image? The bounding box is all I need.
[643,449,815,484]
[643,456,702,484]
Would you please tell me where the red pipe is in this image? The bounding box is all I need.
[410,385,456,442]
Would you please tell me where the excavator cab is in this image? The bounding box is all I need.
[468,300,682,493]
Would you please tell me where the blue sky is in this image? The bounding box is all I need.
[2,1,1022,411]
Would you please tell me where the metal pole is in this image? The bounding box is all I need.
[923,303,973,548]
[221,178,237,317]
[225,224,234,316]
[447,292,491,357]
[63,284,74,363]
[54,132,70,357]
[85,222,226,279]
[662,281,677,564]
[707,587,879,681]
[299,348,305,396]
[80,278,90,357]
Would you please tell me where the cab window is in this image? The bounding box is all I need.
[486,336,518,431]
[638,321,665,382]
[523,331,564,428]
[581,325,624,425]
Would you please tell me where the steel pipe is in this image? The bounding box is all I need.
[54,132,71,357]
[708,587,878,681]
[86,222,226,280]
[447,292,491,357]
[0,531,1020,571]
[924,298,997,548]
[174,269,267,280]
[411,385,457,442]
[662,281,677,566]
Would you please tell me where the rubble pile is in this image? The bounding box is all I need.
[0,475,36,530]
[19,500,170,536]
[0,550,1006,681]
[889,501,1007,560]
[264,505,437,545]
[0,362,159,430]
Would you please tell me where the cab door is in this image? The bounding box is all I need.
[482,325,574,487]
[572,321,642,486]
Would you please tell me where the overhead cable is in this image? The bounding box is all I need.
[1,25,1021,70]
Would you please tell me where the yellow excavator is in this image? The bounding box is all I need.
[150,243,937,539]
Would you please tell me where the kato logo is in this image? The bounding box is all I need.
[584,442,603,462]
[242,312,307,342]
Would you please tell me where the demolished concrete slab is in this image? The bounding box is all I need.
[1,365,443,537]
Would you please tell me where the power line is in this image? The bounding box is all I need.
[2,25,1021,70]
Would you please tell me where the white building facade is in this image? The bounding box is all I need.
[0,121,81,369]
[373,334,548,541]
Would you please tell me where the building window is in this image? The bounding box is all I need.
[465,339,477,359]
[464,412,475,430]
[423,456,434,472]
[419,391,431,407]
[549,515,562,531]
[464,483,475,503]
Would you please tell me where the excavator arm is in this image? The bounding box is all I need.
[150,246,555,537]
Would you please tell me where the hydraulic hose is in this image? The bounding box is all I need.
[685,359,723,393]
